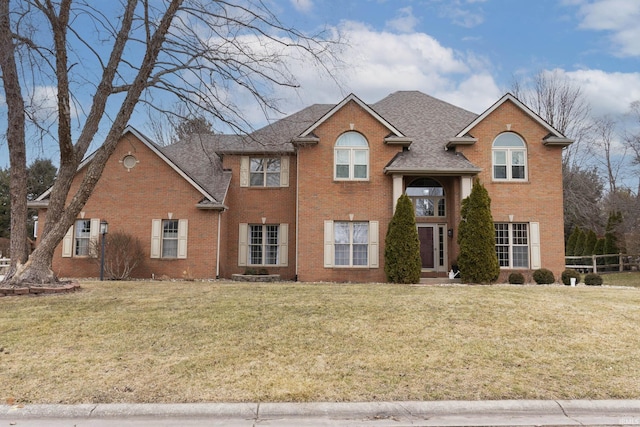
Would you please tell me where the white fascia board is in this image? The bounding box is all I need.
[299,93,405,138]
[455,93,569,139]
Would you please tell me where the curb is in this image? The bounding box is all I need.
[3,400,640,420]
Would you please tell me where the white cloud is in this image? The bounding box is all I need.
[434,0,485,28]
[573,0,640,56]
[554,68,640,116]
[254,20,501,118]
[385,6,419,34]
[290,0,313,13]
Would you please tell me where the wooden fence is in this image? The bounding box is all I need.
[565,254,640,273]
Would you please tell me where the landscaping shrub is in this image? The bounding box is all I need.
[561,268,581,286]
[90,231,144,280]
[584,272,603,286]
[533,268,555,285]
[385,194,421,284]
[457,180,499,284]
[508,272,525,285]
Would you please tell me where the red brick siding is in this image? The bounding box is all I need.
[457,100,566,277]
[45,133,220,279]
[219,154,297,279]
[296,100,402,282]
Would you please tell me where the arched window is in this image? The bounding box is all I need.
[492,132,527,181]
[406,178,445,217]
[334,132,369,180]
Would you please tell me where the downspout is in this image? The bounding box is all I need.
[295,152,299,281]
[216,211,222,279]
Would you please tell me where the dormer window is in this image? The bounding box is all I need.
[334,132,369,180]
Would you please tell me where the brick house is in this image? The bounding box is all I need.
[31,91,571,282]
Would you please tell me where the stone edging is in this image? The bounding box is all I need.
[231,274,281,282]
[0,282,81,297]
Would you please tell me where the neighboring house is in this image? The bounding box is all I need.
[30,91,571,282]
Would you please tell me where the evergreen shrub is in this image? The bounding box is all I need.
[532,268,555,285]
[385,194,421,284]
[457,181,499,284]
[508,272,525,285]
[584,273,603,286]
[561,269,581,286]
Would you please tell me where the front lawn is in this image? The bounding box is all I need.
[1,280,640,404]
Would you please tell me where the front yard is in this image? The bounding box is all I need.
[1,277,640,404]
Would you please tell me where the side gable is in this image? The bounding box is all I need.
[32,126,228,210]
[447,93,573,148]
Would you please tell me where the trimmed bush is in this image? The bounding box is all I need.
[561,269,581,286]
[508,272,525,285]
[584,273,603,286]
[385,194,421,284]
[533,268,555,285]
[457,180,500,284]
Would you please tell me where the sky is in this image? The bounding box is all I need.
[1,0,640,185]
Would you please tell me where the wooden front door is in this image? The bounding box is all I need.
[418,226,435,269]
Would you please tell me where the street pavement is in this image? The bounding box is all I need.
[3,400,640,426]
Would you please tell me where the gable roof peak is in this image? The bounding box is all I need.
[298,92,406,139]
[454,92,572,142]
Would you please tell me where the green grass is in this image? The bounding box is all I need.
[601,271,640,287]
[1,280,640,404]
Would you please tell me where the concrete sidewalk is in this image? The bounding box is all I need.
[3,400,640,426]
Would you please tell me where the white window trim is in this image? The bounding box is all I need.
[333,132,369,181]
[62,218,99,258]
[150,219,188,259]
[238,223,288,267]
[323,220,378,268]
[240,156,289,188]
[495,222,540,269]
[492,133,528,181]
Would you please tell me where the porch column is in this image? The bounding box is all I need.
[392,174,403,213]
[461,176,473,200]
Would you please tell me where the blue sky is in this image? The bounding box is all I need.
[2,0,640,180]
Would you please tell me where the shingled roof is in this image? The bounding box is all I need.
[372,91,481,174]
[159,136,231,208]
[164,91,487,192]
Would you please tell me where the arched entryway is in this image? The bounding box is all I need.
[406,178,448,273]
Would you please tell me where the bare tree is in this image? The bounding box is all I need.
[146,105,214,146]
[511,70,595,241]
[588,115,627,195]
[0,0,339,286]
[626,100,640,167]
[511,70,592,169]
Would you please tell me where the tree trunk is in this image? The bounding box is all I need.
[0,0,29,284]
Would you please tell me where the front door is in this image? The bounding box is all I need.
[418,226,435,269]
[418,224,446,271]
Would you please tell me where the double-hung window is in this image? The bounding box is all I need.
[150,219,188,259]
[334,222,369,266]
[250,158,281,187]
[74,219,92,256]
[249,224,280,265]
[495,223,529,268]
[334,132,369,180]
[324,220,379,268]
[238,223,288,267]
[162,219,179,258]
[492,132,527,181]
[240,156,289,188]
[62,218,100,258]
